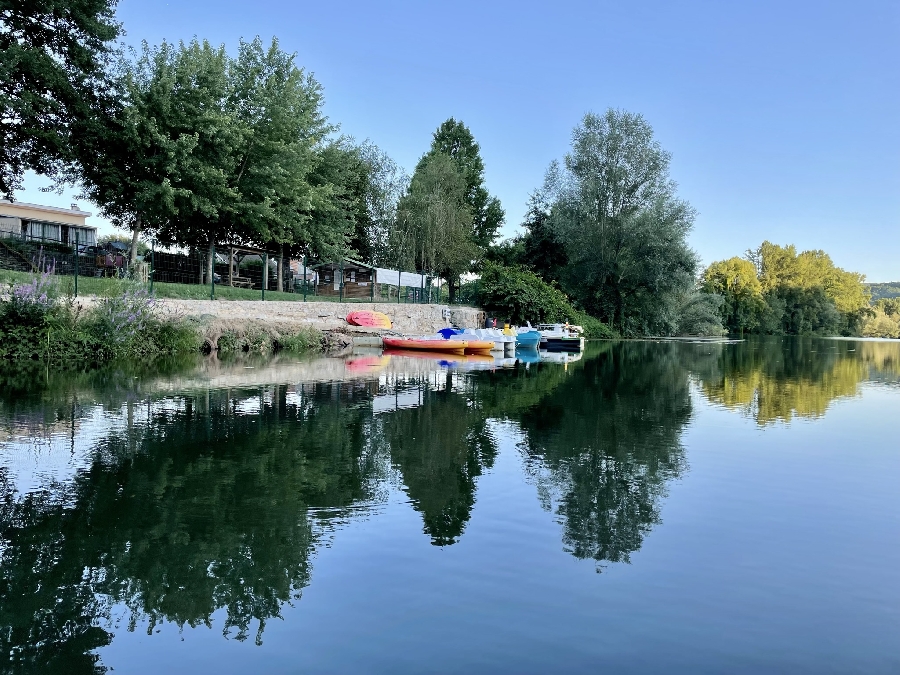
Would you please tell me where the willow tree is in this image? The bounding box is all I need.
[545,109,698,335]
[395,152,478,300]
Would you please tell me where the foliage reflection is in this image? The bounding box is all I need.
[1,337,898,671]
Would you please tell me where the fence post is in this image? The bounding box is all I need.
[339,259,344,302]
[370,268,374,302]
[73,230,79,298]
[397,269,401,304]
[303,255,307,301]
[150,239,155,293]
[210,245,215,300]
[262,252,267,301]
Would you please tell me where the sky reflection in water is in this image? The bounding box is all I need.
[1,337,899,674]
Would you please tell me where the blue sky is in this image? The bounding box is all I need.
[19,0,900,280]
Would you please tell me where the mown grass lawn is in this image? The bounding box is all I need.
[0,269,462,305]
[0,269,342,302]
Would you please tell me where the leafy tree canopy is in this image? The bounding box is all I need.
[544,109,699,335]
[429,118,504,249]
[395,152,478,295]
[0,0,121,197]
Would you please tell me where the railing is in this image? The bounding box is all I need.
[0,234,455,305]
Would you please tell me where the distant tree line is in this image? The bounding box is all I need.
[3,2,888,335]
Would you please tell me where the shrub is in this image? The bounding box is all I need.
[570,311,617,339]
[277,327,323,353]
[675,292,727,336]
[86,281,156,350]
[476,262,617,338]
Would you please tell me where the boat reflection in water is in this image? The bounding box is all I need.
[0,337,898,673]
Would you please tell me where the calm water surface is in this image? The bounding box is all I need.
[1,338,898,674]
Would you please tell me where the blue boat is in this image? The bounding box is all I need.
[515,329,541,347]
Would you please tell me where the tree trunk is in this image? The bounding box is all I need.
[448,276,457,304]
[129,215,141,266]
[197,248,203,285]
[276,245,284,293]
[207,240,215,286]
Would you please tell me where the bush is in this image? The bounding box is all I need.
[0,267,201,365]
[675,291,726,336]
[277,326,323,353]
[475,262,617,338]
[570,311,617,339]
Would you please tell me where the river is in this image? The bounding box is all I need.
[1,337,898,674]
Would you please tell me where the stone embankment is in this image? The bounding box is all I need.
[75,297,484,351]
[151,299,483,333]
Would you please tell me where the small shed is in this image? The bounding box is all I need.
[312,258,376,299]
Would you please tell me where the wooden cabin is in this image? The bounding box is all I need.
[312,259,376,299]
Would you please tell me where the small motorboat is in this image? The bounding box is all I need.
[537,324,585,352]
[382,336,468,354]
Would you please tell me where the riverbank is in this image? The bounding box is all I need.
[69,297,484,352]
[0,280,486,366]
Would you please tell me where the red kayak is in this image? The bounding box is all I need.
[382,337,468,354]
[347,310,392,328]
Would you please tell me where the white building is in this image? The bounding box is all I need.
[0,200,97,247]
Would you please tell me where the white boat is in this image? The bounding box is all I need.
[537,324,585,352]
[462,328,515,353]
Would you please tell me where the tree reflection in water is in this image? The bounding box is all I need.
[1,337,898,671]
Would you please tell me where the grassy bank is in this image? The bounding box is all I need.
[0,271,327,367]
[0,269,443,304]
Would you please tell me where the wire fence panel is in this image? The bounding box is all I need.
[1,233,454,305]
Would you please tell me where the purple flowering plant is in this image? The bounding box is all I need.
[92,279,157,348]
[4,248,60,324]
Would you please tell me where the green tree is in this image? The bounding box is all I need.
[702,257,766,333]
[429,118,504,249]
[65,40,227,264]
[0,0,120,197]
[545,109,698,335]
[220,37,333,287]
[357,140,410,266]
[304,139,409,269]
[395,152,478,299]
[519,190,568,284]
[751,241,870,334]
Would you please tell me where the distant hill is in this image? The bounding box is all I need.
[868,282,900,301]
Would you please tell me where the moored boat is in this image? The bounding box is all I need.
[382,336,468,354]
[537,323,585,352]
[515,328,541,348]
[463,340,496,355]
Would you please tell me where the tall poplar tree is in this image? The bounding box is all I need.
[545,109,698,335]
[429,118,504,250]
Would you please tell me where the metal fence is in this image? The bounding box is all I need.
[0,233,454,304]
